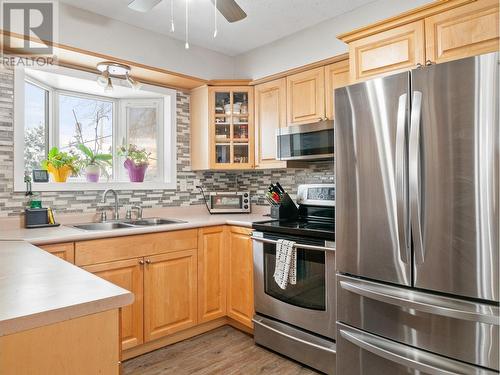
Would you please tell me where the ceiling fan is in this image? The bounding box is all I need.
[128,0,247,23]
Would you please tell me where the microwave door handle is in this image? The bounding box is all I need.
[251,236,335,252]
[396,93,409,263]
[409,91,424,264]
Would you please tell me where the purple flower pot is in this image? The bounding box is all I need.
[85,165,100,183]
[124,159,148,182]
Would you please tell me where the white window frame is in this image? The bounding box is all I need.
[13,66,177,191]
[118,98,164,183]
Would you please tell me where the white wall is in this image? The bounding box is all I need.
[234,0,434,80]
[57,0,435,81]
[58,3,236,80]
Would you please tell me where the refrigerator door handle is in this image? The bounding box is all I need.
[396,93,409,263]
[409,90,425,264]
[339,278,500,325]
[339,325,498,375]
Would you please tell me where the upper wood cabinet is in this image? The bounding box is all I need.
[144,249,198,342]
[38,242,74,264]
[340,0,499,82]
[83,258,144,350]
[425,0,499,64]
[348,21,426,82]
[226,226,254,329]
[286,67,325,126]
[197,226,227,323]
[191,85,254,170]
[325,59,350,120]
[254,78,287,169]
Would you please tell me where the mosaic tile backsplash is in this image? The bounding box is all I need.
[0,69,334,217]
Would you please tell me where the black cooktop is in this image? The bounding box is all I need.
[252,218,335,240]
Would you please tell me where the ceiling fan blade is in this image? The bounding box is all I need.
[211,0,247,23]
[128,0,162,12]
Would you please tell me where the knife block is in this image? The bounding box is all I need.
[270,193,298,220]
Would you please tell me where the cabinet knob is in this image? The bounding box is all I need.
[145,259,152,264]
[139,259,145,265]
[425,60,434,66]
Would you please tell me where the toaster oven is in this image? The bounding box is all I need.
[208,192,251,213]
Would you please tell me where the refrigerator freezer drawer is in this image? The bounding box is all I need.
[337,274,500,371]
[253,314,336,375]
[337,323,498,375]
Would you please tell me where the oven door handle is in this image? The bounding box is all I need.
[251,236,335,252]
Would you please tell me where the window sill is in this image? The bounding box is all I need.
[16,181,177,192]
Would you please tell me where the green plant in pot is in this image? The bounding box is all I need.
[77,143,112,183]
[41,147,79,183]
[117,144,151,182]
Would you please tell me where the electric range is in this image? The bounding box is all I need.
[251,184,336,375]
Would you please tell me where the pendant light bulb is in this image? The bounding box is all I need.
[170,0,175,32]
[185,0,189,50]
[104,77,113,93]
[213,0,218,38]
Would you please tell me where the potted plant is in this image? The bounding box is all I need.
[41,147,79,183]
[77,143,112,183]
[117,144,151,182]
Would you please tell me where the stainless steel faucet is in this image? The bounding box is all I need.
[102,189,119,220]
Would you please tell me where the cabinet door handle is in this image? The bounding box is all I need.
[138,259,145,265]
[145,259,151,264]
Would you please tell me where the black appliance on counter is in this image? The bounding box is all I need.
[251,184,336,374]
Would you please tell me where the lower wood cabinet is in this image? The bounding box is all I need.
[198,226,227,323]
[144,249,198,341]
[72,225,254,355]
[83,258,144,350]
[38,242,75,264]
[226,226,254,328]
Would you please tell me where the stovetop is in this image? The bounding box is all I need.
[252,218,335,240]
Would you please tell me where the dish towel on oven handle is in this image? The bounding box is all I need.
[273,239,297,289]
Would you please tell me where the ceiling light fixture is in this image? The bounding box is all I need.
[96,62,142,92]
[185,0,189,49]
[169,0,175,32]
[213,0,218,38]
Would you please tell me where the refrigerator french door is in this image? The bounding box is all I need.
[335,52,499,374]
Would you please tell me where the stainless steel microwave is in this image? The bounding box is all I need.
[276,120,334,161]
[208,192,251,213]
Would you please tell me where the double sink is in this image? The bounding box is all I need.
[72,218,186,231]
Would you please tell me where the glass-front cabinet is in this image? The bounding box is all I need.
[210,87,254,169]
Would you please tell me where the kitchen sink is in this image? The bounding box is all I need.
[72,222,135,231]
[126,218,186,226]
[71,218,186,231]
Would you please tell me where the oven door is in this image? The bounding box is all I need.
[276,121,334,161]
[252,232,336,339]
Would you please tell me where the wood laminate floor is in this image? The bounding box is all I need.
[123,326,321,375]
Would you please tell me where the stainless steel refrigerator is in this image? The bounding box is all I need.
[334,52,499,374]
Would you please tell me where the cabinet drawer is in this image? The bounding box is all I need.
[349,21,425,82]
[425,0,499,64]
[75,230,198,266]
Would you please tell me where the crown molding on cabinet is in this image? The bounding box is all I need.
[249,53,349,86]
[337,0,476,43]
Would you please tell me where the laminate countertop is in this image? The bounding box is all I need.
[0,206,271,246]
[0,241,133,336]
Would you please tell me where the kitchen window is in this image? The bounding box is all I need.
[14,66,177,191]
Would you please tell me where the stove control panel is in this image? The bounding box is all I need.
[297,184,335,207]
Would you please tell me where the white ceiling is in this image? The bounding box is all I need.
[59,0,376,56]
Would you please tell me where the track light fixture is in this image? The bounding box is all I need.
[96,62,142,92]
